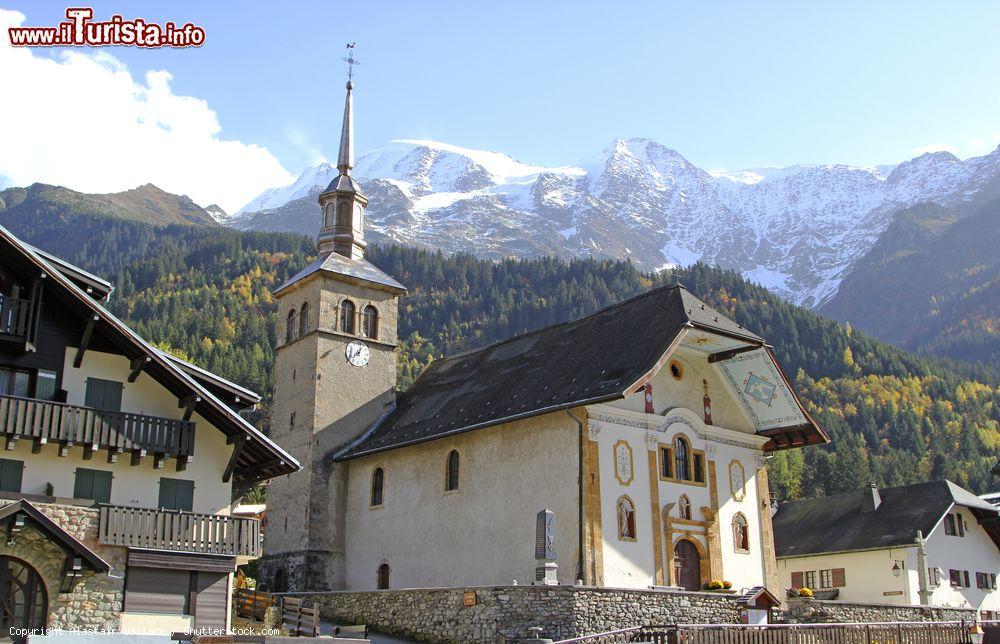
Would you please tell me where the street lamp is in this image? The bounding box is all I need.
[892,561,902,578]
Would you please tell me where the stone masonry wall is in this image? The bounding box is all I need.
[288,585,744,643]
[0,501,125,631]
[784,598,978,624]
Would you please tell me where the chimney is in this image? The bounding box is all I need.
[862,482,881,513]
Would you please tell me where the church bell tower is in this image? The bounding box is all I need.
[259,49,406,592]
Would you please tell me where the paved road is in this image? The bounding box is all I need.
[321,621,419,643]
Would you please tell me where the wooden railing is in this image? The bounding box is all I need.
[0,394,195,457]
[555,622,972,644]
[0,295,30,338]
[98,505,261,557]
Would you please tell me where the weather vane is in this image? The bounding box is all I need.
[343,42,360,81]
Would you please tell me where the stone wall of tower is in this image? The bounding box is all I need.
[260,273,400,592]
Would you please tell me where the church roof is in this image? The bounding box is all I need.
[773,480,1000,558]
[274,250,406,295]
[337,283,819,460]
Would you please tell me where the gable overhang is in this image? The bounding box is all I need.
[0,226,300,484]
[0,500,109,573]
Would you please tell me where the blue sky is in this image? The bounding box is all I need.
[3,2,1000,209]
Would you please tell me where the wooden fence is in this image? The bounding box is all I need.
[281,596,319,638]
[555,621,980,644]
[233,588,273,621]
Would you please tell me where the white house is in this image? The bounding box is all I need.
[0,226,299,636]
[773,481,1000,615]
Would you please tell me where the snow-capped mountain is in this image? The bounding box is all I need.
[233,139,1000,308]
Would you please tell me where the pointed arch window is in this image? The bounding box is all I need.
[617,495,637,541]
[445,450,460,492]
[377,562,391,590]
[733,512,750,553]
[371,467,384,508]
[299,302,310,337]
[363,305,379,339]
[674,436,691,481]
[340,300,356,334]
[286,309,298,344]
[678,495,692,520]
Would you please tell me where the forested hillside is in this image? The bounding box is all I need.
[4,213,999,500]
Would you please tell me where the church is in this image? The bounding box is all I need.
[259,78,828,596]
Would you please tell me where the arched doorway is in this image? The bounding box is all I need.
[673,539,701,591]
[0,556,47,642]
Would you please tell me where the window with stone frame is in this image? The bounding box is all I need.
[804,570,817,589]
[371,467,384,507]
[299,302,310,337]
[820,569,833,588]
[363,305,378,339]
[674,436,691,481]
[286,309,297,343]
[340,299,356,334]
[445,450,460,492]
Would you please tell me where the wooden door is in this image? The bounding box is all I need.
[673,539,701,591]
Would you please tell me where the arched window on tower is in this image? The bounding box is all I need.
[340,300,356,334]
[678,495,692,520]
[363,305,378,339]
[617,496,637,541]
[299,302,310,337]
[445,450,460,492]
[371,467,384,507]
[733,512,750,553]
[674,436,691,481]
[377,562,391,590]
[286,309,298,344]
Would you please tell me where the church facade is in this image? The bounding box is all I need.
[259,79,827,596]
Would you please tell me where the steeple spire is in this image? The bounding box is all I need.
[316,43,368,260]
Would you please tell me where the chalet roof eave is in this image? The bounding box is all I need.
[0,225,300,479]
[159,350,262,405]
[25,243,114,300]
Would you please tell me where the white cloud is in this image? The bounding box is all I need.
[0,9,294,213]
[911,143,959,156]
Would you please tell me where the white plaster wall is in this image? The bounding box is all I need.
[343,411,580,590]
[6,349,233,514]
[925,504,1000,611]
[778,548,918,605]
[710,441,766,590]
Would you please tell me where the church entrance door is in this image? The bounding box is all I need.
[0,556,47,643]
[673,539,701,591]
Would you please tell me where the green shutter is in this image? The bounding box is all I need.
[35,370,58,401]
[158,478,194,511]
[84,378,123,411]
[0,458,23,493]
[74,468,112,503]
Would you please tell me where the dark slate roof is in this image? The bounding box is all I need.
[274,251,406,295]
[325,174,363,194]
[338,284,765,459]
[773,480,1000,558]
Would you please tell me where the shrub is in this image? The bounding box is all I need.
[706,580,725,590]
[723,580,733,589]
[798,587,814,597]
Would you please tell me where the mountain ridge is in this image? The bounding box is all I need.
[233,138,1000,309]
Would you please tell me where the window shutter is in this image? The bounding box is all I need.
[0,458,23,493]
[791,571,803,588]
[159,478,194,511]
[832,568,846,588]
[124,567,190,615]
[85,378,123,411]
[193,571,229,629]
[74,468,112,503]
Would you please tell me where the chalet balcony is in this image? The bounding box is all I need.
[0,294,31,340]
[0,393,196,462]
[98,505,261,558]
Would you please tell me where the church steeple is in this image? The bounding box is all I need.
[317,44,367,260]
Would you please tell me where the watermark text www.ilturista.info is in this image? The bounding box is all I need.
[8,7,205,48]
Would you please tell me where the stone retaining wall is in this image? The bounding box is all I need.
[785,597,978,624]
[286,585,744,643]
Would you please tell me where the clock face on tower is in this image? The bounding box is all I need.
[346,340,370,367]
